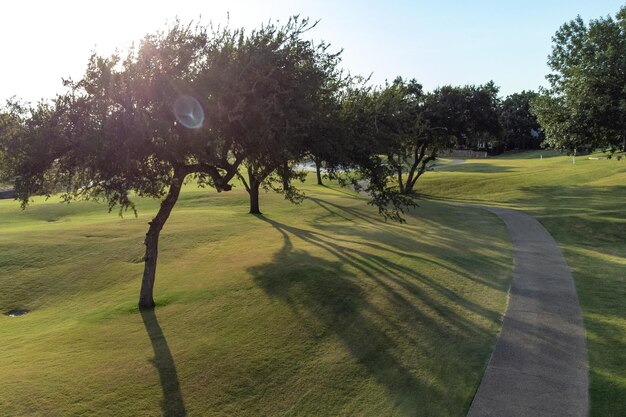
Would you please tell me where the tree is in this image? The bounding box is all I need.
[500,91,543,150]
[371,77,424,194]
[1,20,332,309]
[456,82,502,151]
[0,110,21,182]
[532,6,626,152]
[334,82,418,221]
[398,83,500,193]
[364,80,500,195]
[303,67,353,186]
[394,86,464,194]
[230,18,342,213]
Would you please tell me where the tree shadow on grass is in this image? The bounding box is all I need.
[315,182,363,199]
[141,309,187,417]
[584,315,626,416]
[248,217,436,414]
[306,197,511,294]
[513,185,626,244]
[515,185,626,218]
[248,213,505,415]
[307,196,385,226]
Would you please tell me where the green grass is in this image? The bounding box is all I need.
[419,151,626,417]
[0,175,513,416]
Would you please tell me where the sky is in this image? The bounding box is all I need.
[1,0,623,103]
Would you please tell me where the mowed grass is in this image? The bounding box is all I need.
[0,175,513,416]
[417,151,626,417]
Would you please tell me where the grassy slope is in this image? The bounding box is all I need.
[418,151,626,417]
[0,176,512,416]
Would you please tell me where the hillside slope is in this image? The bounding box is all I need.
[0,177,512,417]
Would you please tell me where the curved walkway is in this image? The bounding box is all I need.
[433,158,465,169]
[467,207,588,417]
[444,158,465,167]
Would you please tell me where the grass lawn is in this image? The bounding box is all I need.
[0,175,512,416]
[417,150,626,417]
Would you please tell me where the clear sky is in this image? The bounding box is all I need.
[1,0,623,103]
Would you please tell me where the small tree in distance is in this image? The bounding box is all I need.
[356,79,500,195]
[500,91,543,150]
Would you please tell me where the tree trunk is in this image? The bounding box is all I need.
[249,178,261,215]
[238,168,264,215]
[281,162,290,192]
[405,146,436,194]
[397,165,405,194]
[138,172,184,310]
[404,144,426,194]
[315,158,323,185]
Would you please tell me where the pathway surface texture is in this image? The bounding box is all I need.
[467,207,588,417]
[433,158,465,169]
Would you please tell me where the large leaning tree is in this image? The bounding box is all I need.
[0,19,332,309]
[1,24,244,309]
[532,6,626,152]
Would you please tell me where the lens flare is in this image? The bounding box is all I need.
[173,95,204,129]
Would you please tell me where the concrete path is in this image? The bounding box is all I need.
[445,158,465,167]
[433,158,465,169]
[467,207,588,417]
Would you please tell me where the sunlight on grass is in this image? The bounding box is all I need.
[419,152,626,417]
[0,175,512,417]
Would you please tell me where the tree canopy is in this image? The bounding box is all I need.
[532,6,626,152]
[500,91,543,151]
[231,19,343,214]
